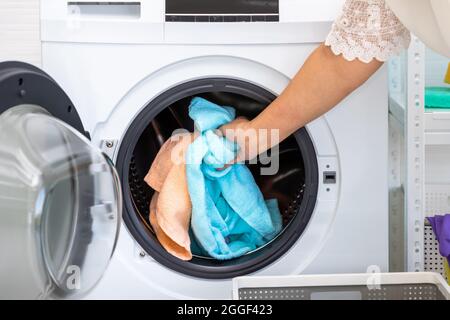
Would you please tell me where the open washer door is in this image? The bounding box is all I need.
[0,62,121,299]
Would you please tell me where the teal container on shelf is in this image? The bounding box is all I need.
[425,87,450,109]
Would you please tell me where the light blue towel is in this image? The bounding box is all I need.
[186,97,282,260]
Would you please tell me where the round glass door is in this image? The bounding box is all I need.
[0,105,121,299]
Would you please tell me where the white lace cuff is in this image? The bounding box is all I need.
[325,0,411,63]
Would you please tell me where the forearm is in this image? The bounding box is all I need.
[250,44,383,145]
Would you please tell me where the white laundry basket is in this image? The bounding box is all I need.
[232,273,450,300]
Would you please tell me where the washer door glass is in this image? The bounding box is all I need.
[0,105,121,300]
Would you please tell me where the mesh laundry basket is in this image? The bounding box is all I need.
[424,225,449,283]
[233,273,450,300]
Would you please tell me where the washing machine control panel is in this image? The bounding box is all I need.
[165,0,279,22]
[41,0,344,45]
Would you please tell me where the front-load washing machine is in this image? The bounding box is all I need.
[0,0,389,299]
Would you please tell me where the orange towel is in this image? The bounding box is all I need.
[144,133,195,261]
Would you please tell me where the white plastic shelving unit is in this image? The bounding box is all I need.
[423,56,450,280]
[388,36,426,274]
[405,37,427,274]
[389,37,449,280]
[425,108,450,226]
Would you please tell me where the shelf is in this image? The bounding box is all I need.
[425,109,450,145]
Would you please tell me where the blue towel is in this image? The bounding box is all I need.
[186,97,282,260]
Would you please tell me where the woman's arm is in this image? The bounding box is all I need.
[221,0,412,162]
[221,43,383,161]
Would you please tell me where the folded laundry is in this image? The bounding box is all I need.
[145,97,282,261]
[427,214,450,266]
[186,97,282,260]
[425,87,450,109]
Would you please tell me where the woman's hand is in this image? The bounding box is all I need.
[219,117,278,167]
[219,117,253,165]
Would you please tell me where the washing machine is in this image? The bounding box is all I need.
[0,0,389,300]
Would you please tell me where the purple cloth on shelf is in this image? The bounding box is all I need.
[427,214,450,265]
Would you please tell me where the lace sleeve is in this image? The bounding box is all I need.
[325,0,411,63]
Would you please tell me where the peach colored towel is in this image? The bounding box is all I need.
[144,133,195,261]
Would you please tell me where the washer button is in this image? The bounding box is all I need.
[210,16,224,22]
[265,15,279,22]
[224,16,237,22]
[251,15,266,22]
[236,16,251,22]
[195,16,209,22]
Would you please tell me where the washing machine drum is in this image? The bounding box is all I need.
[116,78,319,279]
[0,62,121,299]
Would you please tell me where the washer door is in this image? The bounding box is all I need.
[0,63,121,300]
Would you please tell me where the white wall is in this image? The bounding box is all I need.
[0,0,41,66]
[425,48,449,88]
